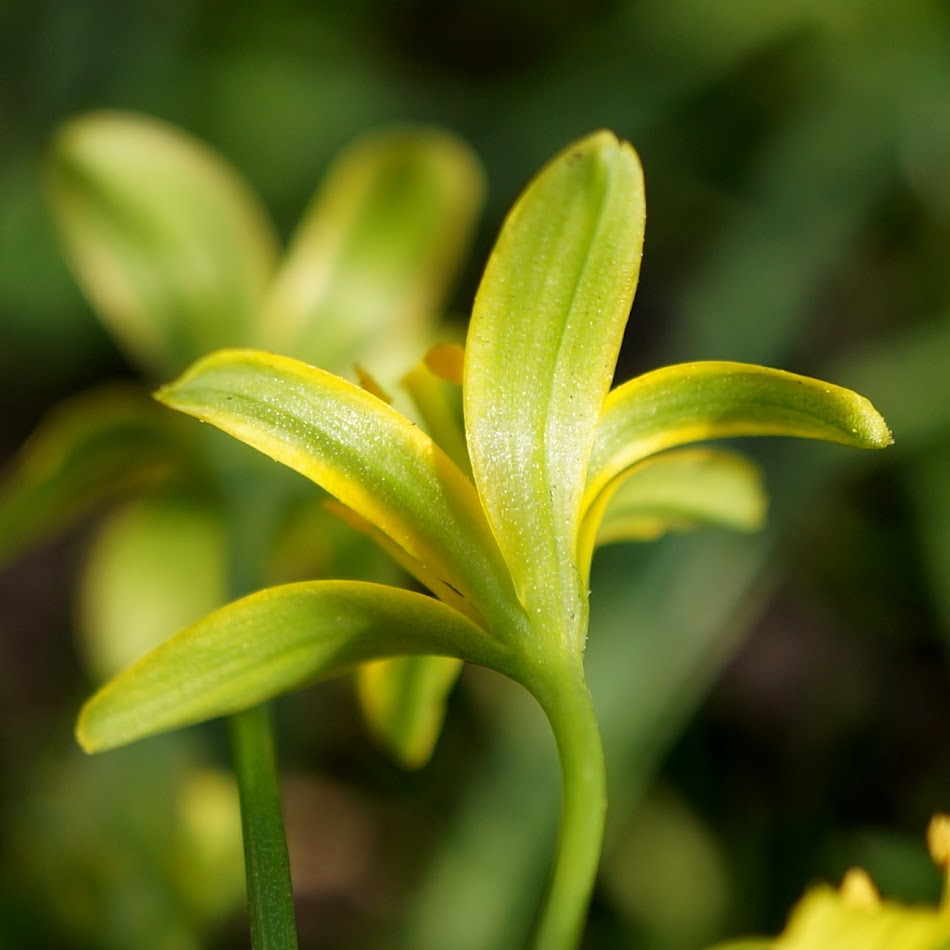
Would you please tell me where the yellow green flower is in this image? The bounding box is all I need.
[711,816,950,950]
[74,130,891,948]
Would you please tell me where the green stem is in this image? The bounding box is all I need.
[229,704,299,949]
[530,656,606,950]
[222,472,298,949]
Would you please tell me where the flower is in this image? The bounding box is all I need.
[76,130,891,754]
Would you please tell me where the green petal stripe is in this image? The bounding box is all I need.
[77,581,509,752]
[586,361,893,509]
[156,349,525,639]
[464,131,645,650]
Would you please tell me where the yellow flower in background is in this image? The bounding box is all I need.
[711,816,950,950]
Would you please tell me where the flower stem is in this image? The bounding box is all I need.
[229,703,299,950]
[530,657,606,950]
[223,478,298,949]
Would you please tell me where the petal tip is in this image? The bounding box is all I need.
[855,398,894,449]
[74,708,99,755]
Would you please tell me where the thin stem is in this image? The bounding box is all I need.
[223,472,299,949]
[530,656,607,950]
[229,704,299,949]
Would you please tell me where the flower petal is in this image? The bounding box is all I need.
[753,883,950,949]
[79,492,228,682]
[464,131,645,648]
[77,581,510,752]
[586,361,893,508]
[357,655,463,769]
[402,347,470,477]
[578,447,766,580]
[155,349,525,639]
[258,128,483,379]
[47,111,278,376]
[322,499,478,623]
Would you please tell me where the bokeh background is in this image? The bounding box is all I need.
[4,1,950,947]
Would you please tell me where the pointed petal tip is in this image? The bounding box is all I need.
[151,382,173,406]
[151,348,256,407]
[152,375,192,411]
[74,711,98,755]
[854,396,894,449]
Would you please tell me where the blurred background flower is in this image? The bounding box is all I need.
[3,0,950,947]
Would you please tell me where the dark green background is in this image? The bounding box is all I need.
[3,1,950,947]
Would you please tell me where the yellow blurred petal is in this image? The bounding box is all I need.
[425,342,465,384]
[47,110,278,375]
[258,128,484,379]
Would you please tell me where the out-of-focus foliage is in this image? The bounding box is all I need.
[3,0,950,947]
[6,110,483,738]
[2,737,243,950]
[1,108,483,946]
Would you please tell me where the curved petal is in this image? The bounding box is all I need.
[578,448,766,582]
[47,111,278,376]
[258,128,484,379]
[464,131,645,648]
[357,655,463,768]
[155,349,526,640]
[77,581,512,753]
[586,361,893,507]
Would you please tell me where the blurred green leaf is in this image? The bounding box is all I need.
[904,444,950,642]
[47,111,279,376]
[77,581,507,753]
[258,127,484,379]
[8,737,242,950]
[464,130,645,649]
[837,318,950,450]
[0,385,179,567]
[79,492,228,681]
[604,789,733,949]
[0,159,105,384]
[659,1,915,367]
[357,655,464,768]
